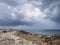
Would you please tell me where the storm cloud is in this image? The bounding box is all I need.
[0,0,60,29]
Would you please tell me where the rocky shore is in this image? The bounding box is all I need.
[0,29,60,45]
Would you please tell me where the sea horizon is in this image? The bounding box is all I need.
[22,29,60,35]
[0,28,60,35]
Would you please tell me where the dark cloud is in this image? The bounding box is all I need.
[45,3,60,24]
[52,15,60,24]
[0,11,31,26]
[0,3,31,26]
[51,5,60,23]
[41,0,60,11]
[0,0,18,6]
[0,20,31,26]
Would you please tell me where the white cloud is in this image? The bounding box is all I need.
[14,3,46,22]
[10,13,17,20]
[8,6,11,9]
[8,2,45,22]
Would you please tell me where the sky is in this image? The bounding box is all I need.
[0,0,60,29]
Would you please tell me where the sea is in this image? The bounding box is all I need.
[24,29,60,35]
[0,29,60,35]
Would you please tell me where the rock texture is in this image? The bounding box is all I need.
[0,29,60,45]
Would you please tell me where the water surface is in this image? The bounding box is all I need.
[24,29,60,35]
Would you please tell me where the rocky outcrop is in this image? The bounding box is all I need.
[0,30,60,45]
[0,30,38,45]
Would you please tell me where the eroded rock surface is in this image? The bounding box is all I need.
[0,30,60,45]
